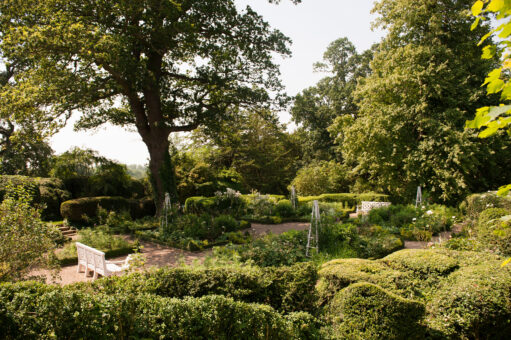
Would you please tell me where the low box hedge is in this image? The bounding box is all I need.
[299,193,389,206]
[326,282,425,340]
[0,282,319,339]
[60,196,155,224]
[72,262,318,314]
[317,249,511,339]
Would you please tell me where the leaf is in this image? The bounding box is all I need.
[487,78,505,93]
[488,104,511,119]
[497,184,511,197]
[481,45,497,59]
[488,0,505,12]
[478,125,500,137]
[502,257,511,268]
[499,22,511,38]
[471,0,484,16]
[483,68,502,86]
[471,17,481,31]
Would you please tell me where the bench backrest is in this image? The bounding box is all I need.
[358,201,391,213]
[76,242,106,274]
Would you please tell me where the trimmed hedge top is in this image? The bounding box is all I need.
[317,248,511,339]
[0,282,318,339]
[60,196,155,224]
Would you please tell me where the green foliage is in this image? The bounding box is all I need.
[291,37,374,161]
[215,230,309,267]
[0,185,59,282]
[291,160,350,196]
[0,175,71,220]
[427,263,511,339]
[275,199,295,217]
[0,282,316,339]
[475,208,511,255]
[0,0,293,206]
[51,147,143,199]
[192,110,301,195]
[74,262,319,315]
[468,0,511,158]
[342,0,510,205]
[317,248,511,338]
[461,191,511,220]
[60,196,155,225]
[325,283,425,340]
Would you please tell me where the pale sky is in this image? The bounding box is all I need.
[50,0,384,165]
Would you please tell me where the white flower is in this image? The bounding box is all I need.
[426,210,433,215]
[412,218,417,222]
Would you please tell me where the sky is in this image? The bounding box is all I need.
[49,0,384,165]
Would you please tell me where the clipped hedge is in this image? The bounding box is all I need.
[72,262,318,314]
[0,175,71,220]
[326,282,425,340]
[299,193,389,206]
[0,282,318,339]
[317,249,511,339]
[427,264,511,339]
[60,196,155,224]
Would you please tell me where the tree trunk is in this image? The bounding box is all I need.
[145,135,178,216]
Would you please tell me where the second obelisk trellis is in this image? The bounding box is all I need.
[306,200,320,257]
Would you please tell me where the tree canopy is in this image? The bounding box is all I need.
[339,0,511,204]
[0,0,293,213]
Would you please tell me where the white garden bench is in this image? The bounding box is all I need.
[356,201,392,215]
[76,242,131,280]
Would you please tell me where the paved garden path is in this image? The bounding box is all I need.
[32,222,310,285]
[404,223,464,249]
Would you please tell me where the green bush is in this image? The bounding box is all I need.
[0,282,317,339]
[275,199,294,217]
[461,192,511,220]
[214,230,308,267]
[476,213,511,255]
[427,264,511,339]
[0,175,71,220]
[60,196,155,224]
[325,282,425,340]
[299,192,389,205]
[73,262,318,314]
[291,161,350,196]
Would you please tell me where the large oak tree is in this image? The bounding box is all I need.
[0,0,294,213]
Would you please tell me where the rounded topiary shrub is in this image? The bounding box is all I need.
[427,264,511,339]
[326,282,425,340]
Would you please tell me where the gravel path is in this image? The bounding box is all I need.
[32,222,310,285]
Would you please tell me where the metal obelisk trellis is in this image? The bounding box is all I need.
[290,186,297,211]
[306,200,320,257]
[160,192,172,230]
[415,186,422,208]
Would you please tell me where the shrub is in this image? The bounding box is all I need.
[275,199,294,217]
[427,264,511,339]
[476,214,511,255]
[0,186,59,282]
[299,193,389,206]
[461,192,511,220]
[325,282,426,340]
[0,282,317,339]
[73,262,318,314]
[60,196,155,224]
[0,175,71,220]
[478,207,510,225]
[291,161,349,196]
[214,230,308,267]
[213,214,240,232]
